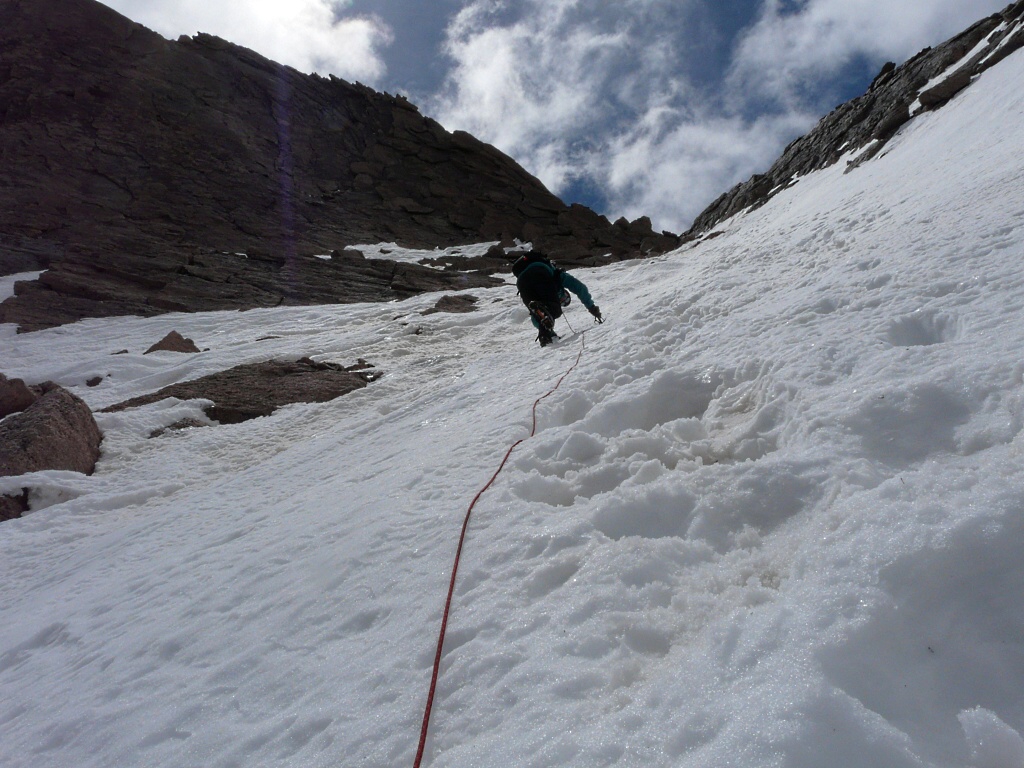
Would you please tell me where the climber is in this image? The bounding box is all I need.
[512,251,602,347]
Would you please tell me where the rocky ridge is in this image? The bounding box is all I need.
[0,0,678,332]
[688,0,1024,236]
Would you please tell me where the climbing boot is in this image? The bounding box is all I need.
[528,301,556,332]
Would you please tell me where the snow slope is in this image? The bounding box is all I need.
[1,48,1024,768]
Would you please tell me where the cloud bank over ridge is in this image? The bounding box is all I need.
[100,0,1008,231]
[431,0,1007,231]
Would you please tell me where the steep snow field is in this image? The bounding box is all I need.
[2,50,1024,768]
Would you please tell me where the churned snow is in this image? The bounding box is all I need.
[1,49,1023,768]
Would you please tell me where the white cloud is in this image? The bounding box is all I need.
[433,0,1011,233]
[432,0,706,223]
[102,0,393,83]
[598,108,817,232]
[728,0,1010,108]
[433,1,635,191]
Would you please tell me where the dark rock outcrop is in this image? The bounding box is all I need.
[0,0,678,332]
[422,294,479,315]
[144,331,201,355]
[0,384,103,477]
[1,490,29,522]
[688,1,1024,235]
[103,358,380,424]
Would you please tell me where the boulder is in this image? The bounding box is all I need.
[144,330,200,354]
[0,373,37,418]
[0,385,103,477]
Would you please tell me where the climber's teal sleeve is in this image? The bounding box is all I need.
[560,272,594,309]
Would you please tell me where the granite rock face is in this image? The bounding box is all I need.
[0,0,678,332]
[688,1,1024,236]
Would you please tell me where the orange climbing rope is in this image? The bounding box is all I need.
[412,332,587,767]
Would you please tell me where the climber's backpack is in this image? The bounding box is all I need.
[511,251,561,279]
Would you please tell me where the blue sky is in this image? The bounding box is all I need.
[101,0,1008,232]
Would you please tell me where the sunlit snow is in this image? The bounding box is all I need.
[1,48,1023,768]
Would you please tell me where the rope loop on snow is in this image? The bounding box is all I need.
[412,330,587,768]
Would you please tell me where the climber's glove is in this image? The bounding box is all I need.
[588,305,603,324]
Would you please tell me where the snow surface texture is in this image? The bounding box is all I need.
[1,49,1024,768]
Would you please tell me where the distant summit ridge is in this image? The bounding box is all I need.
[688,0,1024,236]
[0,0,677,331]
